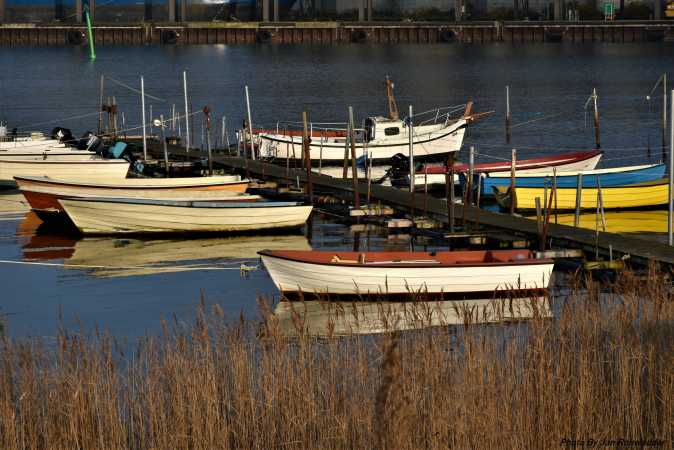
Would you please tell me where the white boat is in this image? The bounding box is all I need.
[0,159,130,187]
[0,150,98,161]
[59,197,313,234]
[257,108,469,164]
[15,175,251,219]
[259,249,553,298]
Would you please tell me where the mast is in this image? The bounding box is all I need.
[385,76,399,121]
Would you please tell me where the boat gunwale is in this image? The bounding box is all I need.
[485,162,663,179]
[14,175,249,190]
[59,197,307,208]
[259,250,554,269]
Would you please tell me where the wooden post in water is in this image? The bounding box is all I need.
[467,145,475,206]
[552,167,558,224]
[348,106,360,209]
[98,74,104,134]
[597,180,606,232]
[509,149,517,214]
[535,197,542,237]
[302,110,313,203]
[447,157,455,232]
[541,181,554,251]
[181,71,190,152]
[574,173,583,227]
[158,115,170,178]
[592,88,601,149]
[342,122,349,179]
[408,105,415,217]
[140,76,147,160]
[663,74,668,162]
[367,150,373,207]
[669,88,674,246]
[245,86,255,161]
[203,107,213,176]
[505,85,512,144]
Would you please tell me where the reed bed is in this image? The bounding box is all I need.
[0,267,672,449]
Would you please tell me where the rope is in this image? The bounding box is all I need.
[14,111,102,131]
[105,76,167,103]
[0,258,260,274]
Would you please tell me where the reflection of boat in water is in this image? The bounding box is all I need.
[272,297,551,337]
[546,210,669,234]
[23,233,311,278]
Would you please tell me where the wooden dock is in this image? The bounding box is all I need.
[158,148,674,266]
[0,20,672,46]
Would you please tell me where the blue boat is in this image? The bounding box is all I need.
[481,163,667,196]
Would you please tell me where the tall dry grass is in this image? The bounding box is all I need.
[0,267,672,449]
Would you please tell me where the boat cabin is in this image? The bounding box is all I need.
[363,116,407,142]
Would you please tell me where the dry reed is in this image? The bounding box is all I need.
[0,267,672,449]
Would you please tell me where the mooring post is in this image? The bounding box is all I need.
[200,121,204,151]
[476,173,482,208]
[342,122,349,179]
[468,145,475,206]
[597,180,606,231]
[663,74,668,162]
[348,106,360,209]
[182,71,190,152]
[245,85,255,160]
[111,96,118,137]
[535,197,542,237]
[447,157,455,232]
[505,85,512,144]
[552,167,558,224]
[408,105,415,217]
[98,74,104,134]
[159,115,170,178]
[667,89,674,245]
[203,107,212,176]
[302,110,313,203]
[593,88,601,149]
[367,150,372,207]
[509,148,517,214]
[574,173,583,227]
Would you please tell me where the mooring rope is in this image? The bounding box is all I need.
[0,258,260,274]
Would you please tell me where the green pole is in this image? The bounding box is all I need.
[84,4,96,61]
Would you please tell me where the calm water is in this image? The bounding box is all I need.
[1,43,673,338]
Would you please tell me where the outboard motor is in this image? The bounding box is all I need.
[51,127,74,145]
[77,132,103,153]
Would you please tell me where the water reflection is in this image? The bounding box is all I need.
[546,210,668,234]
[23,225,311,278]
[272,296,551,337]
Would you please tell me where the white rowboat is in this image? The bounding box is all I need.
[0,159,130,187]
[59,198,313,234]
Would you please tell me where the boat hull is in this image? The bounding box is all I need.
[16,176,251,215]
[0,159,129,187]
[59,198,313,235]
[499,179,670,210]
[258,120,467,164]
[410,151,603,188]
[259,251,553,298]
[482,163,665,193]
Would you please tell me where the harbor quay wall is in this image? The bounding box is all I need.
[0,20,672,45]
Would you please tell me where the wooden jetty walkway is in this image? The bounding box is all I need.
[149,142,674,266]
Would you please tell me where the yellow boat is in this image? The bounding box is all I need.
[535,210,669,234]
[496,178,670,210]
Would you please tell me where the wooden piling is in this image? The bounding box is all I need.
[592,88,601,149]
[348,106,360,209]
[505,85,512,143]
[535,197,543,236]
[509,148,517,214]
[552,167,558,224]
[574,173,583,226]
[159,115,170,178]
[204,106,213,176]
[342,123,349,179]
[98,75,104,134]
[302,110,313,203]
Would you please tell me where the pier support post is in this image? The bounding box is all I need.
[180,0,187,22]
[553,0,562,20]
[168,0,176,22]
[358,0,364,21]
[75,0,82,23]
[273,0,279,21]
